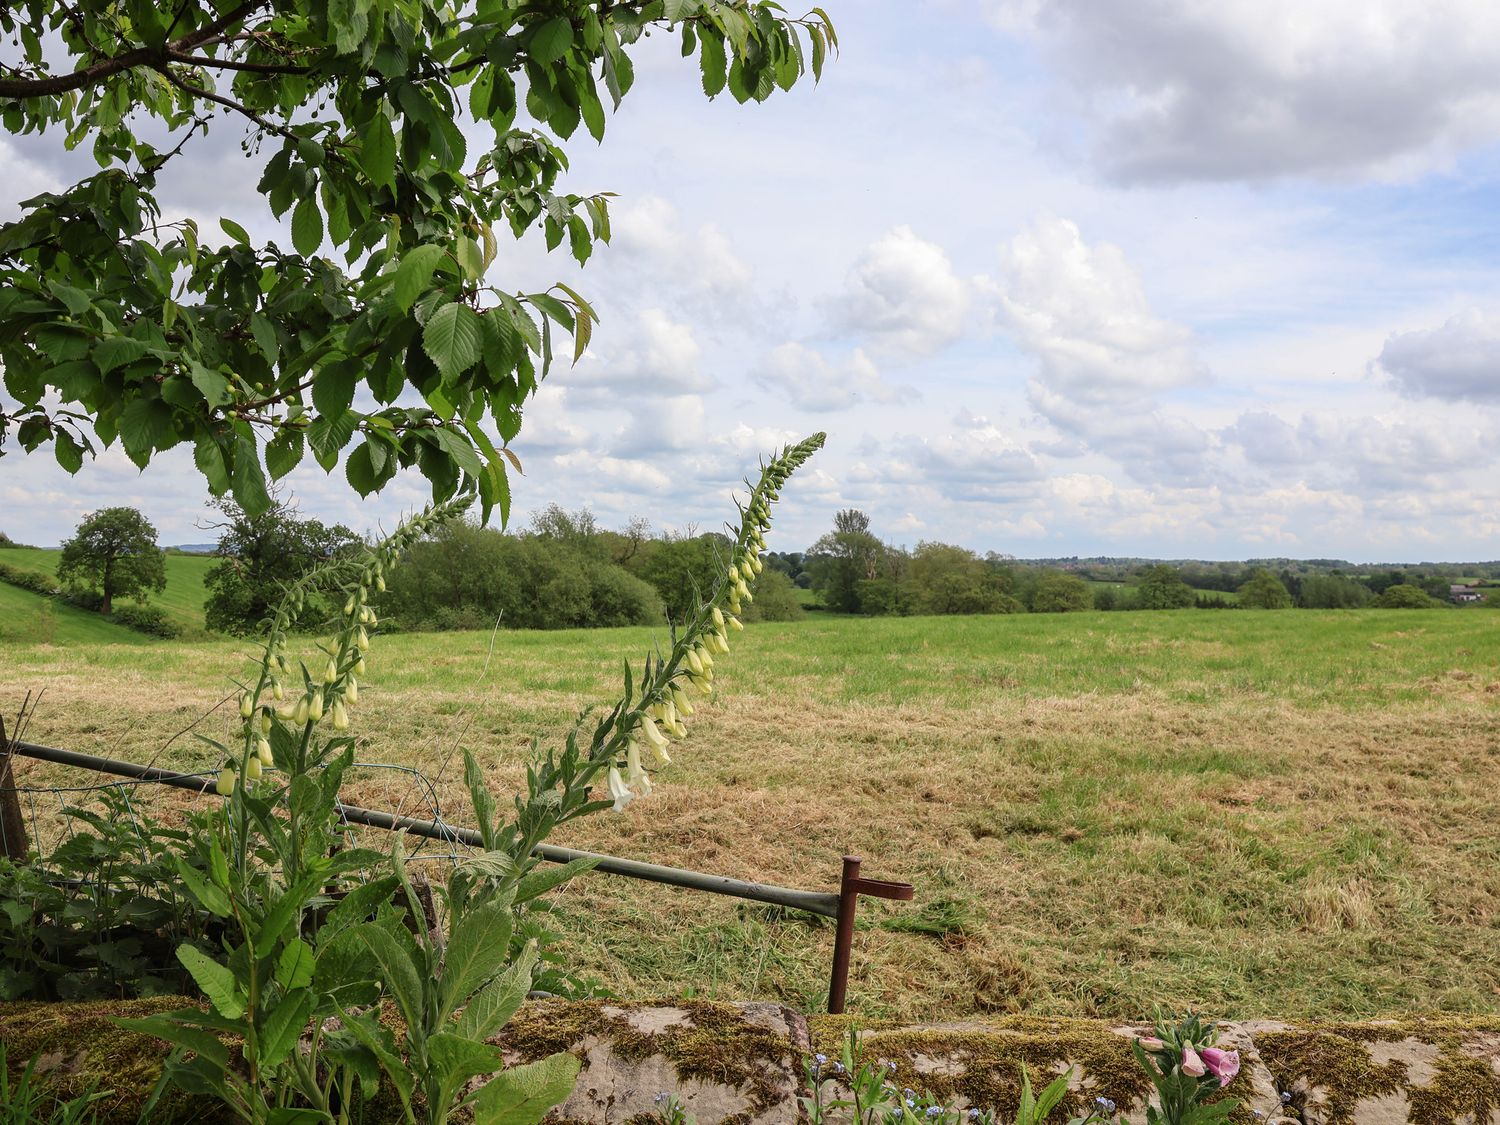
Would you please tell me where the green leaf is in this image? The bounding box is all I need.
[308,409,359,468]
[456,235,484,281]
[353,924,425,1026]
[361,112,397,189]
[220,217,251,246]
[177,945,246,1020]
[529,17,574,66]
[664,0,699,20]
[259,990,315,1068]
[118,397,174,468]
[429,1033,505,1108]
[249,312,279,361]
[439,899,515,1016]
[423,302,483,380]
[231,437,272,515]
[700,31,727,97]
[471,1052,581,1125]
[173,856,232,918]
[393,243,446,313]
[292,196,323,257]
[190,363,231,407]
[265,429,304,481]
[194,435,231,495]
[456,947,535,1042]
[312,364,357,419]
[277,938,316,991]
[92,335,150,375]
[54,430,84,474]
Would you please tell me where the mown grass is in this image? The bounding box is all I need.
[0,547,214,637]
[2,608,1498,1023]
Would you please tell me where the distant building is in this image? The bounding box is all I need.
[1450,584,1484,603]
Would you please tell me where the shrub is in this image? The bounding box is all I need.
[1237,568,1292,609]
[0,560,59,596]
[741,569,804,622]
[1032,572,1091,612]
[1298,574,1373,608]
[1374,583,1439,608]
[110,603,183,638]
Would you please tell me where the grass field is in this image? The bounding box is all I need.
[0,547,215,637]
[2,608,1498,1023]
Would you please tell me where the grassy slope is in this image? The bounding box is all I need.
[2,608,1498,1022]
[0,581,151,647]
[0,548,213,636]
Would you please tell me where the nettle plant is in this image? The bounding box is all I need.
[0,0,836,522]
[121,434,824,1125]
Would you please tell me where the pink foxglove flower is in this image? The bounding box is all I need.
[1138,1037,1165,1051]
[1180,1044,1207,1078]
[1201,1048,1240,1087]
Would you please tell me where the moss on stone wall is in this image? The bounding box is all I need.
[0,996,225,1124]
[501,999,797,1115]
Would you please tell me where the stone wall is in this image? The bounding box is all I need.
[4,999,1500,1124]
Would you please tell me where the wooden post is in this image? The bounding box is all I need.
[0,713,30,862]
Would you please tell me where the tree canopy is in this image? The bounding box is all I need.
[1237,568,1292,610]
[0,1,836,522]
[56,506,167,613]
[203,496,360,634]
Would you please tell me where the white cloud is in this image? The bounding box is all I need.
[832,226,974,356]
[567,308,714,398]
[752,343,912,412]
[1000,0,1500,183]
[1375,309,1500,403]
[612,195,752,295]
[998,216,1204,408]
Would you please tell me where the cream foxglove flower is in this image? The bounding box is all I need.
[727,615,744,632]
[246,755,264,781]
[308,689,325,722]
[639,715,672,765]
[686,648,704,675]
[346,677,358,704]
[215,765,236,796]
[711,606,725,630]
[671,685,695,716]
[323,657,338,684]
[626,741,653,795]
[331,700,349,731]
[256,738,273,766]
[607,765,633,812]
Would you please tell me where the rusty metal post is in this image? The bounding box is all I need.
[827,855,863,1015]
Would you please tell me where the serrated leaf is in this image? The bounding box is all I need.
[92,335,150,375]
[190,363,230,406]
[258,990,314,1068]
[220,217,251,245]
[393,244,445,313]
[529,17,574,65]
[471,1052,581,1125]
[292,196,323,257]
[177,946,245,1020]
[423,302,483,380]
[277,939,316,991]
[265,429,303,481]
[456,948,534,1042]
[354,925,425,1027]
[362,112,397,190]
[312,364,357,419]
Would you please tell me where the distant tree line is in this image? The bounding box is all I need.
[374,505,804,632]
[797,511,1490,616]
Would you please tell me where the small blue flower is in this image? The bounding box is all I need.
[968,1111,981,1121]
[906,1098,916,1109]
[1280,1092,1292,1105]
[833,1061,845,1074]
[1094,1097,1116,1115]
[926,1107,942,1118]
[654,1092,670,1105]
[815,1053,827,1065]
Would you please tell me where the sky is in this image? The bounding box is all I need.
[4,0,1500,561]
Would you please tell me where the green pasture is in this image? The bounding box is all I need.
[2,606,1498,1023]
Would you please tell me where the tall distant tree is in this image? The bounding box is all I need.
[808,508,887,613]
[1238,568,1292,609]
[56,507,166,614]
[1032,572,1091,613]
[0,2,837,522]
[1134,564,1195,610]
[202,498,359,635]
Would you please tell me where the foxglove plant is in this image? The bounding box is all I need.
[120,435,826,1125]
[1130,1011,1241,1125]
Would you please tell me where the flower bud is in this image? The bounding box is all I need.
[711,606,725,630]
[331,700,349,731]
[239,692,253,719]
[215,765,236,796]
[323,657,338,684]
[353,657,366,676]
[376,574,386,592]
[728,615,744,632]
[344,595,356,616]
[246,755,264,781]
[292,696,309,725]
[272,678,285,701]
[260,711,272,735]
[356,627,369,651]
[345,677,358,704]
[276,702,297,722]
[256,738,273,767]
[308,689,325,722]
[671,685,695,715]
[686,648,704,676]
[696,644,714,670]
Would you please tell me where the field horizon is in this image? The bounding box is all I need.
[3,607,1497,1023]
